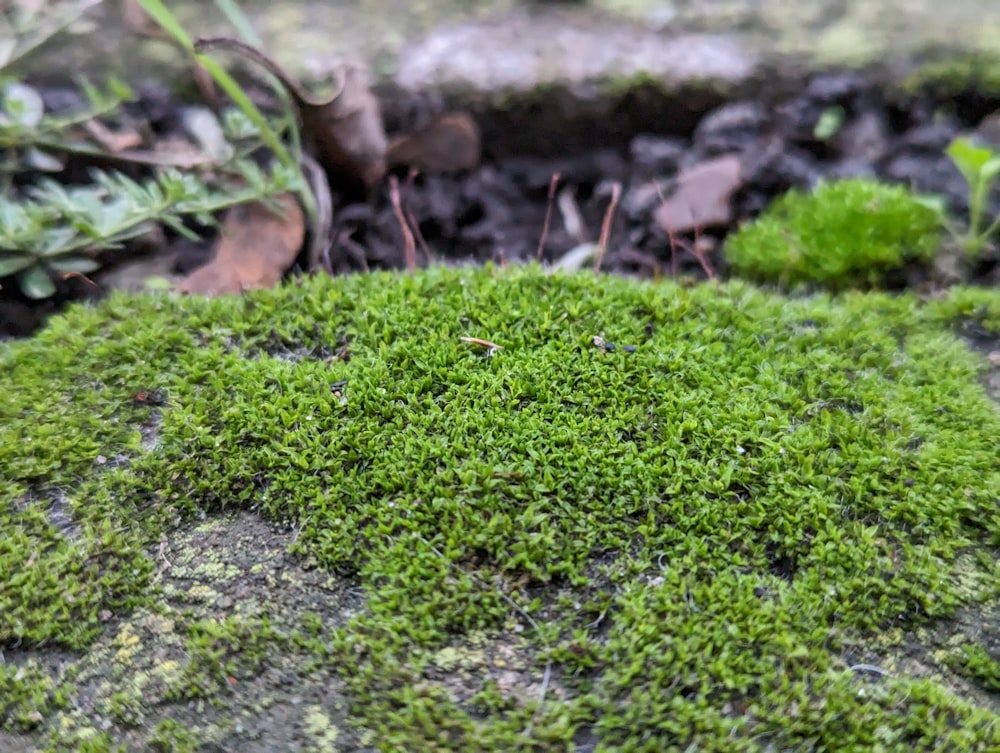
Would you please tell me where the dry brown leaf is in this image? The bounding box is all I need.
[121,0,158,36]
[387,112,482,172]
[176,193,304,296]
[84,119,143,153]
[194,38,388,194]
[303,64,387,191]
[654,155,743,234]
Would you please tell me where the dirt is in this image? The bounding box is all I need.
[5,67,1000,338]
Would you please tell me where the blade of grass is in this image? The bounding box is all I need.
[137,0,315,223]
[136,0,291,169]
[213,0,263,47]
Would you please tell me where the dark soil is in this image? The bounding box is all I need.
[3,70,1000,337]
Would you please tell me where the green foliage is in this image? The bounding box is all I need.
[0,659,69,732]
[923,136,1000,256]
[947,643,1000,691]
[0,0,102,70]
[726,178,942,290]
[1,266,999,749]
[136,0,315,224]
[148,719,199,753]
[165,615,283,702]
[0,158,301,299]
[0,2,306,300]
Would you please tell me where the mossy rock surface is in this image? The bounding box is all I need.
[2,266,1000,751]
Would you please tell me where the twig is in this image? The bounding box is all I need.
[653,183,716,280]
[593,182,621,274]
[536,172,561,262]
[406,209,432,265]
[403,167,432,264]
[655,183,680,278]
[459,336,503,351]
[301,153,333,273]
[388,175,417,273]
[59,271,99,289]
[690,224,717,280]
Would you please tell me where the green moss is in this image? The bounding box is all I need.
[947,643,1000,692]
[148,718,199,753]
[2,265,999,749]
[725,179,942,290]
[165,615,284,702]
[0,660,70,732]
[905,51,1000,97]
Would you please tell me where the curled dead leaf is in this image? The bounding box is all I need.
[176,193,304,296]
[194,37,388,194]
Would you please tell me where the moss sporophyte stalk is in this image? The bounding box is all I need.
[2,266,999,750]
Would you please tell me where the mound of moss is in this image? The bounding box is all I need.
[1,266,999,751]
[725,178,942,290]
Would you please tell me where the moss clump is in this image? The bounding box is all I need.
[164,615,284,702]
[905,51,1000,98]
[2,266,999,750]
[726,179,941,290]
[948,643,1000,692]
[0,660,70,732]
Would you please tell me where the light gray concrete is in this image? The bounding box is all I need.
[13,1,1000,102]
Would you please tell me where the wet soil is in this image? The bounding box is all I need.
[362,71,1000,280]
[4,69,1000,338]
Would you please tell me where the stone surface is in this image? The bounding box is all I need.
[13,0,1000,101]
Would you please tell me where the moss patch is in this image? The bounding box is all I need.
[905,50,1000,98]
[2,265,999,750]
[725,178,942,290]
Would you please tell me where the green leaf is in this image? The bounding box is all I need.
[980,156,1000,184]
[0,255,35,276]
[39,227,77,256]
[914,194,949,215]
[946,137,996,184]
[47,256,100,274]
[17,264,56,299]
[25,147,65,172]
[105,76,135,103]
[1,82,44,127]
[813,106,845,141]
[135,0,196,51]
[142,275,174,291]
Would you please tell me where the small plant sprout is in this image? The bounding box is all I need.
[925,136,1000,256]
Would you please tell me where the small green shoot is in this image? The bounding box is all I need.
[932,136,1000,255]
[813,105,845,141]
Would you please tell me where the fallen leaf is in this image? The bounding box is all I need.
[194,38,388,194]
[177,193,304,296]
[84,119,143,153]
[387,112,482,172]
[303,64,388,191]
[654,154,743,234]
[121,0,158,36]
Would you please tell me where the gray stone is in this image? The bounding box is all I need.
[11,0,1000,104]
